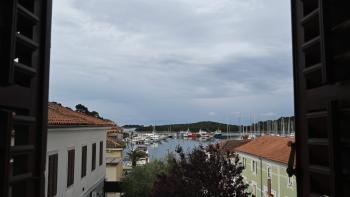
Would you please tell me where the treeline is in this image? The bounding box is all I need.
[135,121,239,133]
[122,125,144,129]
[130,116,295,133]
[242,116,295,133]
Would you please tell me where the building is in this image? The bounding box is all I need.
[234,136,296,197]
[105,138,124,197]
[218,139,251,153]
[45,102,114,197]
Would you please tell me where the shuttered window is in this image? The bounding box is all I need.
[67,149,75,187]
[99,141,103,166]
[47,154,58,197]
[81,146,87,178]
[92,143,96,171]
[0,0,52,196]
[292,1,350,196]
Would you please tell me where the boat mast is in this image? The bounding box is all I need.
[282,117,285,136]
[287,117,291,135]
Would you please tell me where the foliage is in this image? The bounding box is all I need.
[75,104,102,119]
[128,149,148,167]
[122,125,145,129]
[135,121,240,132]
[75,104,89,113]
[151,145,250,197]
[121,159,170,197]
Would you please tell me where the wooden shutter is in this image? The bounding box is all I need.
[291,0,350,196]
[0,0,52,196]
[47,154,57,197]
[67,149,75,187]
[99,141,103,166]
[81,146,87,178]
[92,143,96,171]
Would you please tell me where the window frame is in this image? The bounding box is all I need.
[47,153,58,197]
[91,143,96,171]
[287,176,293,188]
[67,149,75,188]
[81,145,87,178]
[267,165,272,179]
[99,141,103,166]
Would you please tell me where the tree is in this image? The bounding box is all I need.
[121,160,170,197]
[75,104,102,118]
[128,149,148,167]
[75,104,89,113]
[151,145,250,197]
[90,110,100,118]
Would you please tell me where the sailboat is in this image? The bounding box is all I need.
[150,124,159,141]
[214,128,222,138]
[198,129,209,138]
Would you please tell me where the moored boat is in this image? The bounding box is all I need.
[214,129,222,138]
[198,129,209,138]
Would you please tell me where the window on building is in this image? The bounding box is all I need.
[288,177,293,187]
[81,146,87,178]
[242,157,247,167]
[267,166,272,178]
[253,184,257,196]
[92,143,96,171]
[99,141,103,166]
[67,149,75,187]
[47,154,58,197]
[251,160,257,174]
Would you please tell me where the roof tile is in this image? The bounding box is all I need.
[234,135,294,164]
[48,102,114,127]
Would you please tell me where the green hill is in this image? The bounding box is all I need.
[135,121,239,133]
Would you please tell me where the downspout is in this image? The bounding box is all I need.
[260,157,263,197]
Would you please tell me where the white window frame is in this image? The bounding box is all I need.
[252,182,257,196]
[267,165,272,179]
[287,176,293,188]
[251,160,257,175]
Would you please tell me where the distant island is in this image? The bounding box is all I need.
[123,121,239,133]
[122,116,294,133]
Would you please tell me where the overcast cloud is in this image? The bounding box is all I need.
[49,0,294,125]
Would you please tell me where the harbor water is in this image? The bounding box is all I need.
[123,134,241,161]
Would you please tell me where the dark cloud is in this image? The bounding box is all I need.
[50,0,294,125]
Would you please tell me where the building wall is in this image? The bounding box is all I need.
[106,148,123,158]
[45,127,108,197]
[238,153,297,197]
[106,148,123,197]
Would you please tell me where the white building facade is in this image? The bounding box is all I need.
[45,127,108,197]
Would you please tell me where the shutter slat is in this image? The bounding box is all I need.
[309,165,330,175]
[17,4,39,25]
[10,145,35,155]
[301,9,319,25]
[10,172,33,184]
[16,34,39,51]
[303,63,322,75]
[13,115,36,124]
[302,36,321,50]
[14,62,37,77]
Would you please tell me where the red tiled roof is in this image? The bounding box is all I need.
[48,102,114,127]
[234,135,294,164]
[218,139,251,153]
[106,137,124,148]
[107,124,122,133]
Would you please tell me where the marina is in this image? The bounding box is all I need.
[122,126,295,167]
[122,132,242,166]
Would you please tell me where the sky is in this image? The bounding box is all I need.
[49,0,294,126]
